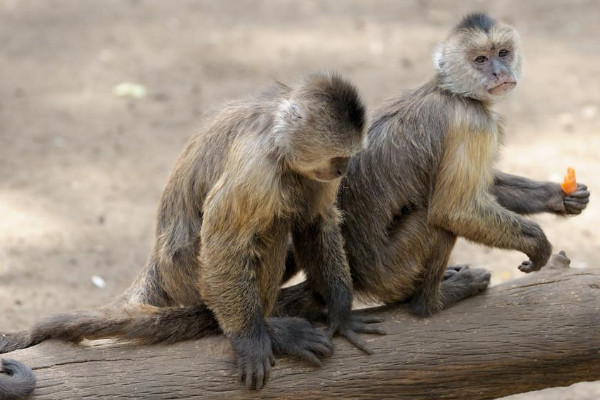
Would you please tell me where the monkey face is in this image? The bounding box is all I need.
[290,137,362,182]
[280,72,367,181]
[470,47,517,98]
[434,17,522,103]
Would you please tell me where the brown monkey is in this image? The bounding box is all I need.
[0,72,383,391]
[275,13,590,319]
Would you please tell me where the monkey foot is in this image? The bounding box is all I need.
[268,317,333,367]
[443,265,491,296]
[443,264,470,280]
[328,313,385,355]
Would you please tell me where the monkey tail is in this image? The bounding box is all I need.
[0,304,221,355]
[0,358,36,400]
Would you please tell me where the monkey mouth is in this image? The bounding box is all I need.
[488,80,517,95]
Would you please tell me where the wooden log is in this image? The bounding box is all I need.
[4,259,600,399]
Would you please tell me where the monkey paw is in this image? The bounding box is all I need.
[268,317,333,367]
[444,265,491,296]
[230,330,275,390]
[443,264,470,280]
[328,313,385,355]
[563,183,590,215]
[518,259,543,273]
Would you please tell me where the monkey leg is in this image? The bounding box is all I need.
[406,226,458,317]
[267,317,333,367]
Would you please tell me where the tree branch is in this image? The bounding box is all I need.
[5,260,600,399]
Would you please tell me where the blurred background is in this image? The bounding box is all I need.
[1,1,598,398]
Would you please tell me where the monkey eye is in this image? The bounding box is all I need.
[499,49,509,57]
[474,55,488,64]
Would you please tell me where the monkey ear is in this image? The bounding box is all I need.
[432,43,445,71]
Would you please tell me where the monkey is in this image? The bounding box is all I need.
[0,72,384,391]
[271,12,590,320]
[0,359,35,400]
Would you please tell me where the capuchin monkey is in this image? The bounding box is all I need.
[0,72,384,392]
[275,12,590,318]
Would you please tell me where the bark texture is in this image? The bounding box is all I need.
[4,262,600,399]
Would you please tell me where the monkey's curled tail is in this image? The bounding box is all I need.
[0,359,36,400]
[0,304,221,355]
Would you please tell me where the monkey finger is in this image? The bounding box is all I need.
[446,264,469,272]
[341,329,374,355]
[564,200,588,209]
[255,363,266,391]
[244,364,254,390]
[296,349,322,367]
[443,269,458,280]
[309,336,335,354]
[352,324,386,336]
[567,191,590,199]
[237,363,245,383]
[352,314,384,324]
[565,208,583,215]
[263,358,273,380]
[305,342,334,357]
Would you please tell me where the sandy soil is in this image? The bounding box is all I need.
[1,1,599,398]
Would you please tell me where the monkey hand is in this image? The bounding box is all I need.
[562,183,590,215]
[518,223,552,273]
[230,328,275,390]
[268,317,333,366]
[327,312,386,355]
[548,183,590,215]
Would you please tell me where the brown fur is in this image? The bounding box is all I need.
[1,72,374,391]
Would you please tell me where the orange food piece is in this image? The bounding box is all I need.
[560,167,577,195]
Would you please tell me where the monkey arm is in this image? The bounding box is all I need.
[492,171,590,215]
[199,230,276,390]
[198,190,276,390]
[291,207,385,354]
[429,197,552,272]
[429,163,552,273]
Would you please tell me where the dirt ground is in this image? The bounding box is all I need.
[1,1,599,398]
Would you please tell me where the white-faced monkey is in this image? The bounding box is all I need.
[0,72,383,391]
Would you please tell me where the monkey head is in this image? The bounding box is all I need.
[277,73,367,182]
[433,13,523,103]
